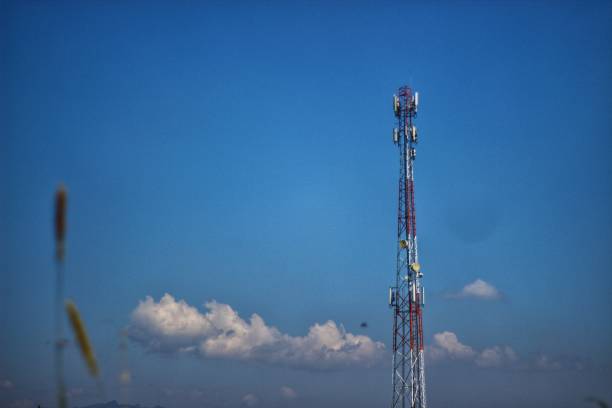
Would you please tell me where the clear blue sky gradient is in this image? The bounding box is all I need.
[1,1,611,407]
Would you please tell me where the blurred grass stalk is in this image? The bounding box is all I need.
[54,185,67,408]
[65,300,100,377]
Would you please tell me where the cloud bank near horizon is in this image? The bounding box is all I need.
[428,331,518,368]
[127,293,385,370]
[427,331,581,371]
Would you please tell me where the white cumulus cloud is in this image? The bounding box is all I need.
[533,354,563,370]
[128,293,385,370]
[448,279,501,300]
[429,331,476,360]
[428,331,517,368]
[475,346,518,367]
[128,293,214,352]
[280,386,297,399]
[242,393,259,407]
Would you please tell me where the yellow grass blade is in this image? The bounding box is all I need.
[65,300,99,377]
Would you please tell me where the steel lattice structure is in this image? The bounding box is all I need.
[389,86,426,408]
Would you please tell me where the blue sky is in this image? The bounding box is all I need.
[1,1,611,407]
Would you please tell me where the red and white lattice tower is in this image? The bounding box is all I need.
[389,86,426,408]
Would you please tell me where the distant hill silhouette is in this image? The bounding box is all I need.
[74,401,164,408]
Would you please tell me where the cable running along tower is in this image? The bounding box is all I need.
[389,86,426,408]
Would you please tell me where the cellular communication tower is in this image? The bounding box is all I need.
[389,86,426,408]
